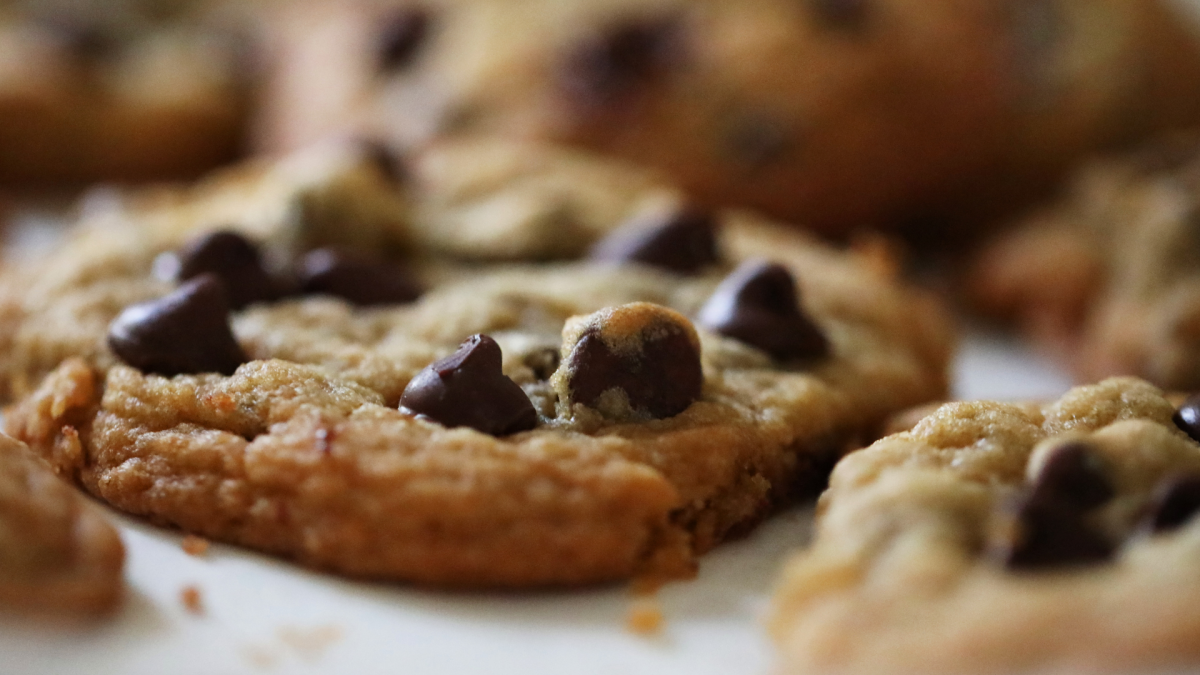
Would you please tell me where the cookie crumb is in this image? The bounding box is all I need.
[180,584,204,615]
[626,598,665,636]
[277,624,343,662]
[240,644,278,670]
[181,535,210,557]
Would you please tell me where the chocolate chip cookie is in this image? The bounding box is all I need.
[770,377,1200,674]
[1,138,953,586]
[968,135,1200,390]
[0,1,250,184]
[255,0,1200,235]
[0,432,124,615]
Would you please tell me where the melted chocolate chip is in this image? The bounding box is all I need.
[588,206,719,274]
[173,230,278,309]
[1029,442,1114,510]
[560,16,681,107]
[696,261,829,361]
[809,0,869,31]
[564,318,702,419]
[399,335,538,435]
[991,493,1114,570]
[1173,395,1200,443]
[377,7,431,71]
[297,248,422,306]
[1142,474,1200,534]
[107,274,246,376]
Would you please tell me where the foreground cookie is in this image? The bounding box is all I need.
[771,378,1200,674]
[0,1,249,183]
[255,0,1200,234]
[2,139,952,586]
[0,433,124,615]
[969,135,1200,390]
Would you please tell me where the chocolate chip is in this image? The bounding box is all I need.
[1142,474,1200,534]
[377,7,431,72]
[1029,442,1114,510]
[589,206,719,274]
[39,16,118,62]
[1009,0,1064,109]
[560,16,681,107]
[107,274,246,377]
[399,335,538,435]
[171,231,279,309]
[696,261,829,361]
[358,139,407,185]
[1173,395,1200,443]
[296,248,422,306]
[990,493,1114,570]
[725,113,793,170]
[809,0,869,31]
[560,304,702,420]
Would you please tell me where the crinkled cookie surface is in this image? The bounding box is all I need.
[771,377,1200,675]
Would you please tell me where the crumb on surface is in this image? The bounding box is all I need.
[180,584,204,615]
[181,535,210,557]
[240,644,278,670]
[277,624,344,662]
[626,598,665,636]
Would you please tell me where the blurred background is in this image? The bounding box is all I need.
[5,0,1200,390]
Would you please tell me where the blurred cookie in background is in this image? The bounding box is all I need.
[968,133,1200,391]
[0,0,256,185]
[252,0,1200,237]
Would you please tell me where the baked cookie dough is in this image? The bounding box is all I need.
[0,432,124,615]
[968,135,1200,390]
[2,138,952,586]
[254,0,1200,234]
[770,377,1200,674]
[0,0,250,184]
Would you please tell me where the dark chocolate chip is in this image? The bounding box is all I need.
[38,16,118,62]
[1008,0,1064,109]
[589,206,719,274]
[1028,442,1114,510]
[358,139,407,184]
[1142,474,1200,534]
[107,274,247,377]
[990,492,1114,571]
[560,16,681,107]
[297,248,422,306]
[377,7,431,71]
[172,230,279,309]
[399,335,538,435]
[809,0,869,31]
[725,113,793,170]
[1173,395,1200,443]
[564,317,702,419]
[696,260,830,361]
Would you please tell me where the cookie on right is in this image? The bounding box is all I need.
[770,377,1200,674]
